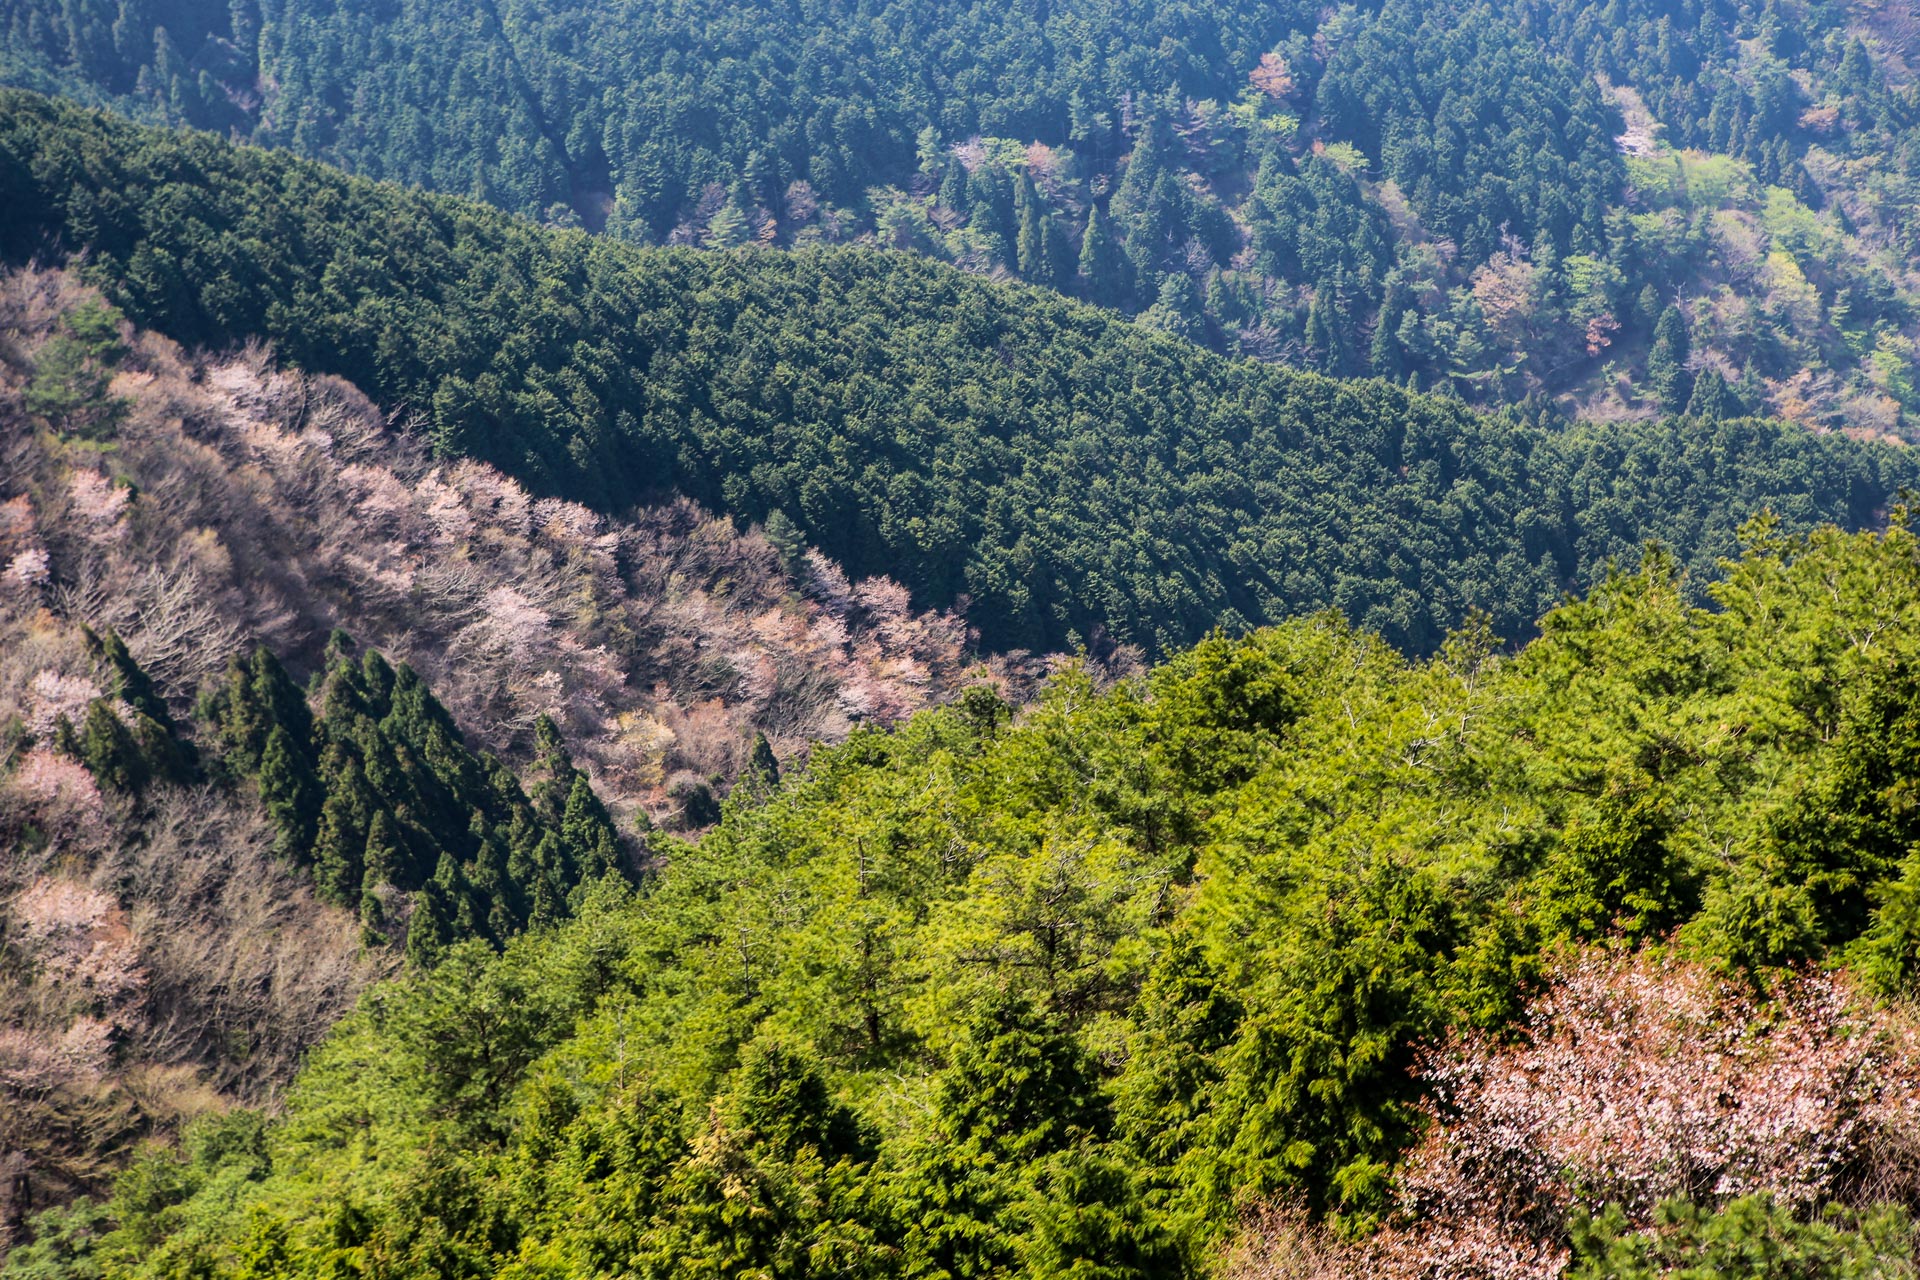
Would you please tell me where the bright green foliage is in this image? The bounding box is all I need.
[36,522,1920,1276]
[903,992,1173,1279]
[1531,778,1698,945]
[3,91,1915,656]
[1568,1197,1919,1280]
[0,1197,109,1279]
[23,300,124,438]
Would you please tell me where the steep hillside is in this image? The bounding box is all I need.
[0,266,994,820]
[0,0,1914,430]
[3,90,1915,657]
[20,516,1920,1276]
[0,266,1006,1237]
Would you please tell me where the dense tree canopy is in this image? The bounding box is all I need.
[3,0,1915,429]
[198,642,628,959]
[20,518,1920,1276]
[49,629,633,959]
[2,89,1914,657]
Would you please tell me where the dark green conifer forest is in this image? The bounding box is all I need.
[8,0,1920,1275]
[2,0,1914,430]
[3,89,1915,656]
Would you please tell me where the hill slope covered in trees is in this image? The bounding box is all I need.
[19,517,1920,1276]
[2,90,1915,657]
[1,0,1914,431]
[0,265,1012,1234]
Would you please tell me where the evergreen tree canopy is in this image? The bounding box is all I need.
[2,90,1914,657]
[36,518,1920,1278]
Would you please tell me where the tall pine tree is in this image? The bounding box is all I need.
[1649,303,1694,412]
[1077,203,1130,308]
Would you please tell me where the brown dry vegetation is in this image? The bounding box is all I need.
[0,266,1047,824]
[1219,951,1920,1280]
[0,266,1046,1240]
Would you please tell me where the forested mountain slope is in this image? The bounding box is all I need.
[0,265,1002,1233]
[0,265,987,821]
[3,90,1915,657]
[1,0,1914,431]
[21,518,1920,1276]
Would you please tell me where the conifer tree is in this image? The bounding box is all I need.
[357,649,397,719]
[1140,273,1205,344]
[1534,782,1695,945]
[1685,368,1735,419]
[1306,289,1341,371]
[88,627,194,783]
[79,698,147,794]
[313,756,376,907]
[527,864,563,933]
[1041,212,1073,294]
[323,628,356,669]
[382,662,484,839]
[499,769,547,880]
[434,850,485,942]
[51,712,80,760]
[905,992,1114,1277]
[1112,119,1169,265]
[704,200,750,248]
[968,165,1016,268]
[1649,303,1693,412]
[1015,169,1046,280]
[358,810,404,945]
[405,877,456,968]
[251,647,313,754]
[561,774,621,884]
[653,1041,883,1277]
[1077,203,1130,308]
[359,882,388,947]
[204,656,266,771]
[530,714,575,824]
[258,723,323,861]
[361,809,402,891]
[1635,283,1661,331]
[129,707,192,788]
[728,731,783,810]
[744,731,781,789]
[938,160,968,211]
[1114,936,1243,1173]
[762,508,808,574]
[89,627,166,728]
[209,644,315,784]
[1370,287,1408,379]
[468,832,520,943]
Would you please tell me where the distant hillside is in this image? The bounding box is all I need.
[0,0,1914,432]
[3,90,1915,657]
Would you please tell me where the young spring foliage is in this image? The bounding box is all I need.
[33,516,1920,1277]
